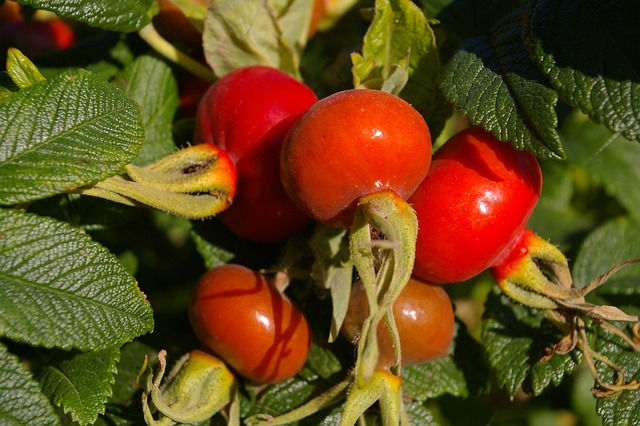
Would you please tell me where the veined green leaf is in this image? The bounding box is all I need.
[0,208,154,351]
[404,402,437,426]
[524,0,640,143]
[15,0,153,32]
[243,376,320,419]
[203,0,298,79]
[117,55,179,166]
[403,357,467,400]
[0,343,61,426]
[0,69,144,205]
[594,314,640,426]
[482,288,581,396]
[39,347,120,426]
[403,321,487,400]
[440,11,564,159]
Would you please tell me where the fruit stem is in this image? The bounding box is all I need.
[138,22,216,83]
[493,227,640,395]
[349,190,418,383]
[340,370,407,426]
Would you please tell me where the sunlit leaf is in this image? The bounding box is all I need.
[16,0,153,32]
[0,69,144,205]
[0,208,154,351]
[202,0,298,78]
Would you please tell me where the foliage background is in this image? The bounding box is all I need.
[0,0,639,425]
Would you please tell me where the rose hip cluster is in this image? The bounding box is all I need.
[188,65,543,386]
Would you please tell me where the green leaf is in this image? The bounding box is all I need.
[0,69,144,206]
[594,318,640,426]
[244,376,320,419]
[404,401,437,426]
[97,342,156,425]
[117,54,179,166]
[562,111,640,225]
[271,0,315,59]
[403,357,467,400]
[482,288,581,396]
[109,341,155,403]
[356,0,448,137]
[357,0,434,86]
[440,11,565,159]
[6,48,45,89]
[0,208,154,351]
[523,0,640,142]
[305,342,343,380]
[0,343,61,426]
[16,0,154,32]
[527,160,593,245]
[190,228,235,270]
[202,0,299,79]
[421,0,527,39]
[309,225,352,342]
[403,321,487,400]
[39,347,120,425]
[572,217,640,297]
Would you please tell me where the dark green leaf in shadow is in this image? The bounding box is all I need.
[0,343,61,426]
[572,217,640,297]
[440,11,564,159]
[524,0,640,142]
[39,347,120,425]
[481,288,581,396]
[117,55,179,166]
[562,111,640,225]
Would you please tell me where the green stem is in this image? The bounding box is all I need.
[340,370,406,426]
[138,23,216,83]
[348,190,418,384]
[244,376,351,426]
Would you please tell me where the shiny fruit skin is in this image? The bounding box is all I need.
[188,264,312,384]
[280,88,432,228]
[409,127,542,284]
[341,277,455,370]
[195,66,318,242]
